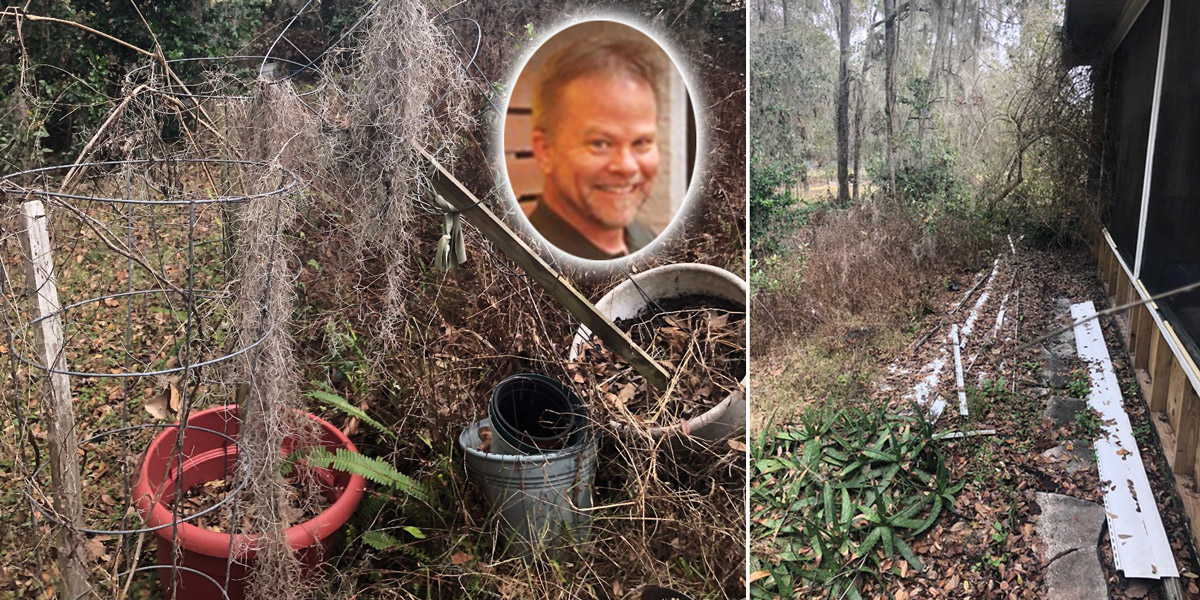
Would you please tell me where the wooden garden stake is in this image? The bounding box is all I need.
[19,200,88,598]
[419,149,671,391]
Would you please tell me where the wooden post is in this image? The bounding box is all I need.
[19,200,88,598]
[1129,304,1143,361]
[1107,251,1119,296]
[1149,326,1172,412]
[1167,359,1200,478]
[1101,246,1114,291]
[1117,270,1132,310]
[1134,305,1154,371]
[419,150,671,391]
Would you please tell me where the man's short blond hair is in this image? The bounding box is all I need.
[531,39,663,136]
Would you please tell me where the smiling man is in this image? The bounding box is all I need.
[527,40,662,260]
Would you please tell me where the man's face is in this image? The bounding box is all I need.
[533,74,660,231]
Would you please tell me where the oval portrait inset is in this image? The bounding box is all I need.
[503,19,699,262]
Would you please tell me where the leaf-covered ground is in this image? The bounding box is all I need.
[752,240,1200,599]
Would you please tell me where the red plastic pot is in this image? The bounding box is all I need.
[133,405,366,600]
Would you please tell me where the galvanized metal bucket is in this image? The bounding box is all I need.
[459,418,596,556]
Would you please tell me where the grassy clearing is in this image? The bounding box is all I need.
[751,340,883,428]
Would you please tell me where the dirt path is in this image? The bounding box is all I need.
[875,241,1200,599]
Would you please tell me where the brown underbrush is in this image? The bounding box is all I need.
[752,200,990,356]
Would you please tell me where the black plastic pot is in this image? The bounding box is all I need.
[488,373,585,454]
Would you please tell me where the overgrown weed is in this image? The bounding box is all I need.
[750,403,962,599]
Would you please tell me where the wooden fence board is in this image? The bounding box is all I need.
[1150,327,1173,412]
[1135,305,1154,370]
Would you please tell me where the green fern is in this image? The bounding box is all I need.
[362,530,403,551]
[304,388,396,439]
[305,447,430,504]
[356,492,388,524]
[360,530,432,560]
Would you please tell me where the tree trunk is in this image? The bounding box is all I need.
[946,0,958,100]
[853,4,880,202]
[884,0,898,194]
[919,0,947,146]
[836,0,852,206]
[852,76,863,202]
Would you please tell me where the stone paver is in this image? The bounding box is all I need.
[1035,492,1108,600]
[1043,349,1072,388]
[1045,546,1108,600]
[1043,395,1087,427]
[1035,492,1106,557]
[1041,442,1095,475]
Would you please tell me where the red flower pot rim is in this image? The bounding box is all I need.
[134,405,367,558]
[26,422,250,536]
[67,565,230,600]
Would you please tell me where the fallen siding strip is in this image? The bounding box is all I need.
[951,324,968,416]
[1072,300,1177,578]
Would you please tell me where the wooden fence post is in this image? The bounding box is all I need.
[1149,326,1172,413]
[1167,359,1200,478]
[1134,305,1154,371]
[1130,305,1144,363]
[19,200,88,598]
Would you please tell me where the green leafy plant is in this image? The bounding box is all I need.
[750,405,963,599]
[305,388,395,440]
[1066,369,1091,399]
[303,447,427,502]
[1133,420,1152,445]
[322,319,370,399]
[749,157,806,258]
[973,522,1010,574]
[296,386,432,558]
[1074,408,1104,441]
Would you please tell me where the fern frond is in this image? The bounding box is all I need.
[306,447,430,503]
[305,389,396,439]
[356,493,388,527]
[363,530,403,551]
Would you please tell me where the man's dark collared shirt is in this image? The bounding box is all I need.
[527,202,657,260]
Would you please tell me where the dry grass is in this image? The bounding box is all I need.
[752,201,986,354]
[750,201,991,429]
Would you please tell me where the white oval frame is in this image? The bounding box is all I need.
[496,14,708,270]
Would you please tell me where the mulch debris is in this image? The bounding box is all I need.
[569,295,745,428]
[858,242,1200,598]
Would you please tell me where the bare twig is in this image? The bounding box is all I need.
[0,9,155,58]
[58,84,149,193]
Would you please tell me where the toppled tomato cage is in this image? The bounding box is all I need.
[572,295,746,427]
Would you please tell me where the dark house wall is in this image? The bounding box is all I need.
[1141,0,1200,344]
[1103,0,1161,269]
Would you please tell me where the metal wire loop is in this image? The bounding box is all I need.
[1,159,301,206]
[12,288,275,378]
[26,423,251,536]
